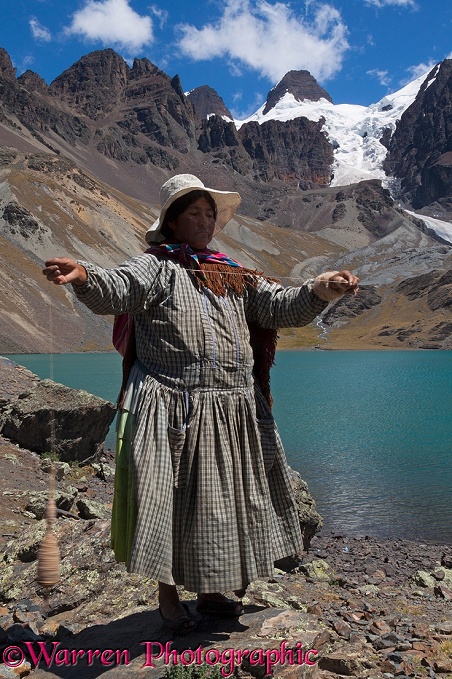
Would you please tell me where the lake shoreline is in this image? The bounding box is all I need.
[3,351,452,544]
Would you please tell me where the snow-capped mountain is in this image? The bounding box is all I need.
[236,70,434,188]
[236,64,452,243]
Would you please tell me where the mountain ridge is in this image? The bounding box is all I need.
[0,46,451,353]
[1,45,452,230]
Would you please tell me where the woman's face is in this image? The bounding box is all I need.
[167,196,216,249]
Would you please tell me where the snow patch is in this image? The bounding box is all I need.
[405,210,452,245]
[234,70,434,190]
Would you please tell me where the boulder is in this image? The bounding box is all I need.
[299,558,335,582]
[288,468,323,550]
[0,357,116,462]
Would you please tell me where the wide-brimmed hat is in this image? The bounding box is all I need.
[145,174,241,243]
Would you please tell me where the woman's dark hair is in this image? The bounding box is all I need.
[161,190,217,239]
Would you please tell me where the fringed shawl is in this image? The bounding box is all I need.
[113,244,279,408]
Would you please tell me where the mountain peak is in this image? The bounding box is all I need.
[187,85,233,120]
[0,48,16,80]
[130,57,165,79]
[17,70,48,94]
[263,70,333,115]
[49,49,129,119]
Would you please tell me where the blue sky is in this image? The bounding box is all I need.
[1,0,451,119]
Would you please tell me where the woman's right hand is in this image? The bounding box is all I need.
[42,258,88,286]
[312,270,359,302]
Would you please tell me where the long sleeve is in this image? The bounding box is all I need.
[245,277,329,329]
[71,255,164,316]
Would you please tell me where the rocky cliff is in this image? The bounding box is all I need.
[383,59,452,215]
[238,116,333,184]
[197,114,333,186]
[187,84,233,120]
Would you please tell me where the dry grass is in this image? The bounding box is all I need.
[440,640,452,658]
[393,599,424,617]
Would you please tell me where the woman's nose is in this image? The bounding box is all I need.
[200,212,214,226]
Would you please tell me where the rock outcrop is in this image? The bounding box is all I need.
[196,113,334,185]
[321,285,383,326]
[17,69,48,95]
[0,54,91,147]
[187,85,233,120]
[0,357,115,461]
[238,116,334,184]
[0,48,16,80]
[49,49,129,120]
[383,59,452,213]
[396,269,452,310]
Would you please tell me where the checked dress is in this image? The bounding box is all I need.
[72,251,328,593]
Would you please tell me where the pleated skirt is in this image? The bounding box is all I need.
[111,363,303,592]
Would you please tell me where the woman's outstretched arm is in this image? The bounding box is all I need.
[43,257,87,286]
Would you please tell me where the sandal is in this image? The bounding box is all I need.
[196,596,244,617]
[158,603,197,635]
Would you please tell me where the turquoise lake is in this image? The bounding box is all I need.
[5,350,452,544]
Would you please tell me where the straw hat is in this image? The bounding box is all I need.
[145,174,241,243]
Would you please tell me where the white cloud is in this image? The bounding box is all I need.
[18,55,35,75]
[230,91,265,119]
[176,0,349,85]
[150,5,168,30]
[29,17,52,42]
[64,0,153,52]
[367,68,391,86]
[403,60,437,83]
[364,0,417,8]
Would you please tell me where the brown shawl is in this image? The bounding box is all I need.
[117,258,279,409]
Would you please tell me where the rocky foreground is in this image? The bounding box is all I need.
[1,442,451,679]
[0,359,451,679]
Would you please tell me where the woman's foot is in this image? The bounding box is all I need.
[196,592,244,617]
[158,603,196,634]
[158,582,196,634]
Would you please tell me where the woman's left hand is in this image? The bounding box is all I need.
[313,270,360,302]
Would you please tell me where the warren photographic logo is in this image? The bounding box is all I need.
[2,640,319,676]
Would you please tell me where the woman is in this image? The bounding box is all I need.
[43,173,359,634]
